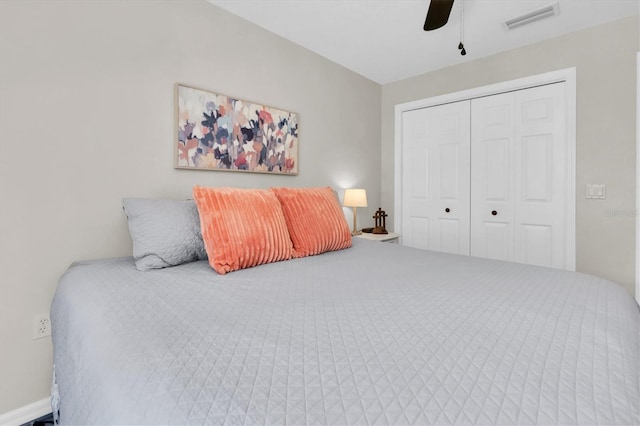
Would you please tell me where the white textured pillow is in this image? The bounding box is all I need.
[122,198,207,271]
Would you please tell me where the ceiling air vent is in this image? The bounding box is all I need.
[505,2,560,30]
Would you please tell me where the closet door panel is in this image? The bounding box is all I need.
[470,92,516,261]
[401,110,431,250]
[515,83,567,268]
[410,146,429,198]
[408,217,430,250]
[522,224,552,266]
[480,222,511,261]
[521,134,552,201]
[401,102,470,254]
[439,144,460,199]
[439,218,462,254]
[484,139,509,200]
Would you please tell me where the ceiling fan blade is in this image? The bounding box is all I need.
[423,0,455,31]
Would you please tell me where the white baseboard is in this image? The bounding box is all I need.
[0,397,51,426]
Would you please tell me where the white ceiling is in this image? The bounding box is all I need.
[207,0,639,84]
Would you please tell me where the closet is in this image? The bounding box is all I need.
[399,81,573,269]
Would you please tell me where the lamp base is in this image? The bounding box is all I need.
[350,206,362,236]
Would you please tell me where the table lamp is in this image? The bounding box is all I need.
[343,188,367,236]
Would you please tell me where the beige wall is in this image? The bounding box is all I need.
[381,16,639,296]
[0,0,381,414]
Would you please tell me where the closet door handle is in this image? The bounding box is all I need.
[445,208,450,213]
[491,210,497,216]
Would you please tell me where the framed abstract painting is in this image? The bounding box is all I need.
[175,84,299,175]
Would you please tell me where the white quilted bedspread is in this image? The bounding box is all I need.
[51,239,640,425]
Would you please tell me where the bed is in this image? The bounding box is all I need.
[51,236,640,425]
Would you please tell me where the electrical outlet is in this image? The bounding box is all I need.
[33,313,51,339]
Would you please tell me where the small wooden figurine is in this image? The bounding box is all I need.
[372,208,388,234]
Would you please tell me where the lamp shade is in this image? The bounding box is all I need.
[343,188,368,208]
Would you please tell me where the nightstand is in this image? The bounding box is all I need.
[355,232,401,244]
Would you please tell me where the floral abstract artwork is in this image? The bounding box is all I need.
[176,84,298,175]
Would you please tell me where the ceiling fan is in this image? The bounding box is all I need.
[423,0,466,55]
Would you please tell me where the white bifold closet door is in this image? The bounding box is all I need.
[401,82,568,268]
[470,83,567,268]
[400,100,470,255]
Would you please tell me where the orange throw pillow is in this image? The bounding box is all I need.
[271,187,352,258]
[192,186,294,274]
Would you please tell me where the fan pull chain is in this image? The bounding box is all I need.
[458,0,467,55]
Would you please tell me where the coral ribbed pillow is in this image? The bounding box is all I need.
[192,186,294,274]
[271,187,352,258]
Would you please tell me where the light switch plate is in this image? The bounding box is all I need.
[585,184,606,199]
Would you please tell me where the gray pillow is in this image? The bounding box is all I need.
[122,198,207,271]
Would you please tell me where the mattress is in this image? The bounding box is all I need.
[51,239,640,425]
